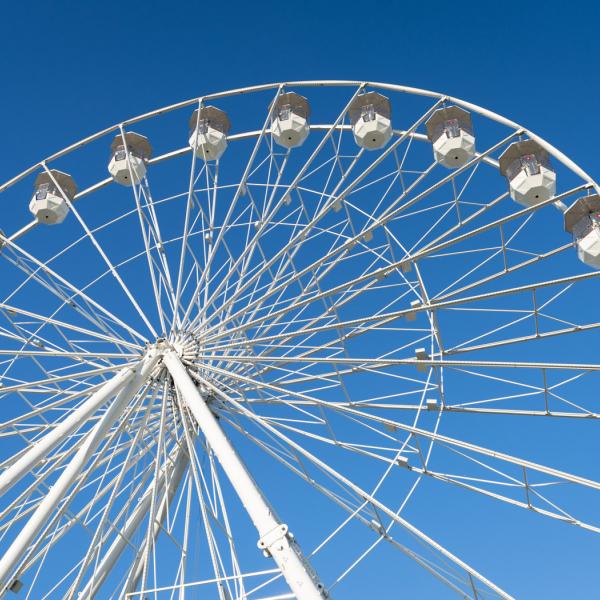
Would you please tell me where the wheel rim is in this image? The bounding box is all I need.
[0,81,597,599]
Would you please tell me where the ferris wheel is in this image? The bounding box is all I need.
[0,80,598,599]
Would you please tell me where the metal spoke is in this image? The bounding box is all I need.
[0,81,597,598]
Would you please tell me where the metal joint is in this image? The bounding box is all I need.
[257,523,290,557]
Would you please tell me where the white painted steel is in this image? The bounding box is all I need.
[163,350,328,600]
[352,113,392,150]
[28,189,68,224]
[119,448,190,597]
[0,363,138,497]
[2,81,596,196]
[78,445,189,599]
[189,126,228,161]
[0,350,160,594]
[0,81,598,599]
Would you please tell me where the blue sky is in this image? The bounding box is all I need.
[1,1,600,598]
[1,0,598,182]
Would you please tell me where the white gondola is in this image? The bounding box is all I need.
[271,92,311,149]
[348,92,392,150]
[29,170,76,225]
[188,106,230,161]
[499,140,556,207]
[564,194,600,268]
[425,106,476,168]
[5,80,600,600]
[108,132,152,186]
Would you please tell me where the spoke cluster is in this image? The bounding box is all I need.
[0,82,597,599]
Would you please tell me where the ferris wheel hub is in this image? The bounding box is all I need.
[169,332,202,364]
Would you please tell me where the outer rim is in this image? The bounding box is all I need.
[1,80,597,195]
[0,81,598,599]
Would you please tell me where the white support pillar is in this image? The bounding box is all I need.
[120,447,189,598]
[78,445,189,599]
[0,350,161,595]
[0,363,139,498]
[163,351,328,600]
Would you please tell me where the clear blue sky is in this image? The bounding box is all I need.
[1,1,599,598]
[1,0,598,183]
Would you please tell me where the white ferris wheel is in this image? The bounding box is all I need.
[0,80,598,599]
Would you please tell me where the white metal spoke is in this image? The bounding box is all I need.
[194,369,513,599]
[0,81,597,598]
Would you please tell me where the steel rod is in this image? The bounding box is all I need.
[0,363,139,497]
[163,350,328,600]
[78,445,188,599]
[0,349,160,594]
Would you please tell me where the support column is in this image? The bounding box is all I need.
[119,446,189,598]
[0,349,161,594]
[163,350,328,600]
[0,363,139,497]
[77,445,189,599]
